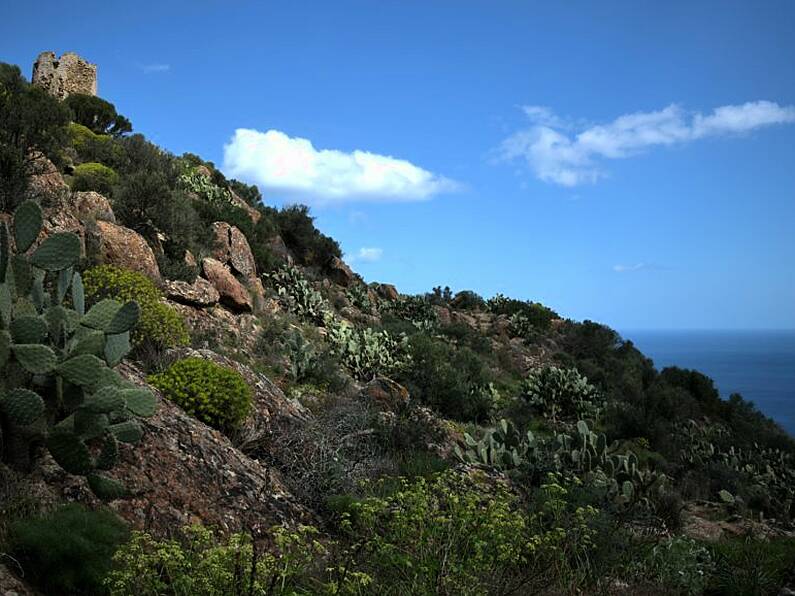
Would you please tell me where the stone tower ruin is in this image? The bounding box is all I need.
[32,51,97,100]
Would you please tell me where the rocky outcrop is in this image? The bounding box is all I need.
[32,51,97,99]
[88,220,162,283]
[164,277,220,307]
[26,153,69,200]
[211,222,257,280]
[360,376,410,412]
[375,283,400,301]
[202,257,252,312]
[0,563,37,596]
[266,235,293,265]
[170,348,310,453]
[32,362,312,542]
[229,189,262,225]
[70,191,115,223]
[327,256,356,287]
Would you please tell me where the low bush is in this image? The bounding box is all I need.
[105,523,368,595]
[8,503,129,595]
[83,265,190,349]
[148,358,253,432]
[397,334,494,422]
[522,365,601,422]
[327,319,410,381]
[70,161,119,195]
[707,537,795,596]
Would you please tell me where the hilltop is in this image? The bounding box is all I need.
[1,53,794,596]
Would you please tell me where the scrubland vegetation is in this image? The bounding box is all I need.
[1,59,794,595]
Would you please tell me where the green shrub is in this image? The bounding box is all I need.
[105,523,369,595]
[708,537,795,596]
[0,62,70,210]
[71,161,119,195]
[65,93,132,136]
[397,334,494,422]
[83,265,189,349]
[276,204,342,267]
[628,535,713,595]
[522,366,601,422]
[68,122,126,169]
[8,503,129,595]
[148,358,252,431]
[347,470,556,595]
[327,319,410,381]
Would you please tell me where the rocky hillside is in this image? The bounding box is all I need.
[1,55,795,596]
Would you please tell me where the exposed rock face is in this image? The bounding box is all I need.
[171,348,310,453]
[32,362,313,541]
[0,563,36,596]
[171,303,263,357]
[89,220,162,283]
[229,189,262,224]
[375,283,400,301]
[164,278,220,307]
[26,153,69,200]
[266,235,293,265]
[32,51,97,99]
[70,191,115,223]
[360,376,410,412]
[202,257,252,312]
[211,222,257,280]
[327,256,356,287]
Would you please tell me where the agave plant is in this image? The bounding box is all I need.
[0,200,156,500]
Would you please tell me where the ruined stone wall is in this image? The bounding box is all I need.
[32,51,97,100]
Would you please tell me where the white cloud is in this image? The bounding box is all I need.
[223,129,460,205]
[498,101,795,187]
[613,263,648,273]
[140,63,170,73]
[348,247,383,263]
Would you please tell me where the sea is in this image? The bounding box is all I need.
[621,330,795,437]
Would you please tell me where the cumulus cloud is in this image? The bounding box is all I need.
[140,63,170,74]
[498,101,795,186]
[348,247,383,263]
[223,129,460,204]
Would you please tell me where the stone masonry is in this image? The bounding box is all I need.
[32,51,97,99]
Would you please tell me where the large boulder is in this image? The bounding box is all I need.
[26,152,69,200]
[202,257,252,312]
[70,191,115,223]
[327,256,356,287]
[164,277,220,307]
[88,220,162,283]
[211,222,257,280]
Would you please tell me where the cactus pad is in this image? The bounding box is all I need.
[30,232,82,272]
[57,354,107,387]
[13,200,43,253]
[1,388,45,426]
[47,429,93,475]
[122,388,157,417]
[10,316,48,344]
[12,344,57,374]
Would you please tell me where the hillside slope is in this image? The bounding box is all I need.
[1,55,795,596]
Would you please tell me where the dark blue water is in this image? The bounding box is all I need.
[622,330,795,437]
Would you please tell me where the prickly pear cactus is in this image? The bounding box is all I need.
[0,200,156,500]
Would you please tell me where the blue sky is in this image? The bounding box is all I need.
[3,0,794,330]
